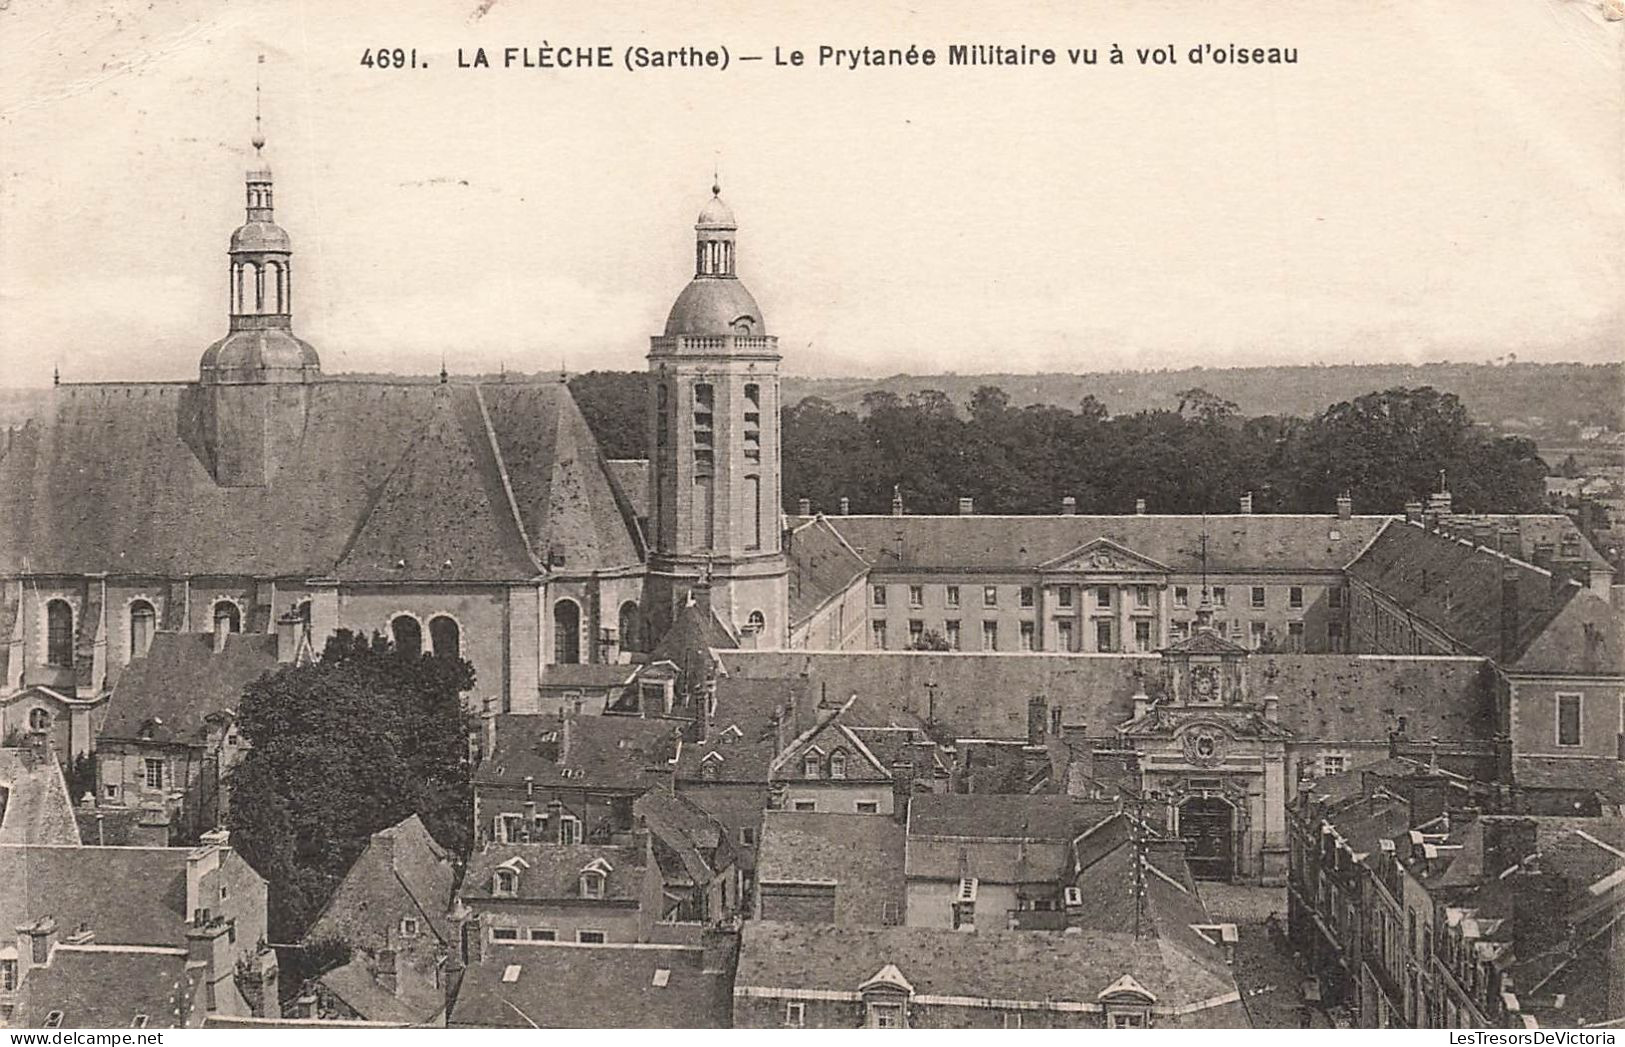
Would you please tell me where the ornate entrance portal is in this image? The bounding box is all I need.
[1179,797,1236,881]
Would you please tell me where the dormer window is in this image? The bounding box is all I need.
[580,870,606,899]
[803,754,820,779]
[494,868,519,896]
[1099,974,1156,1028]
[400,917,420,937]
[829,751,847,779]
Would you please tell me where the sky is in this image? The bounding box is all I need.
[0,0,1621,386]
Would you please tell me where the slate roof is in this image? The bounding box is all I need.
[448,943,731,1028]
[906,794,1121,884]
[0,748,81,846]
[809,513,1389,573]
[538,663,640,691]
[605,459,651,522]
[14,945,197,1028]
[315,957,443,1027]
[1347,520,1622,673]
[101,632,279,745]
[675,676,806,783]
[0,380,640,580]
[475,714,679,793]
[462,843,645,903]
[756,812,905,926]
[305,815,457,951]
[786,516,870,627]
[1513,756,1625,804]
[0,845,192,947]
[719,650,1497,745]
[648,596,738,667]
[736,922,1245,1024]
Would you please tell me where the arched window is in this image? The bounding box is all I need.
[45,600,73,668]
[618,602,641,653]
[264,261,281,314]
[553,600,581,665]
[128,600,156,661]
[429,615,460,659]
[747,610,766,635]
[213,601,241,636]
[29,707,51,731]
[392,615,423,657]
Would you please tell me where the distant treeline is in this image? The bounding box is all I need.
[568,372,1548,516]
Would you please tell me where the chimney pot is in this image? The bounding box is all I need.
[958,497,974,515]
[839,497,850,516]
[797,498,811,516]
[1060,496,1077,516]
[1404,500,1424,524]
[1336,493,1353,519]
[1135,498,1147,515]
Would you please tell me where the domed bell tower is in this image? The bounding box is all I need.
[197,125,321,487]
[646,182,787,647]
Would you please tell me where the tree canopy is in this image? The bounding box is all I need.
[226,630,475,941]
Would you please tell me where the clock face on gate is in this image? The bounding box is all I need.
[1191,666,1219,701]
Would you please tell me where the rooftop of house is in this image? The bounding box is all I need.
[314,953,447,1027]
[448,942,731,1028]
[735,921,1247,1026]
[906,794,1123,885]
[785,515,871,628]
[304,815,457,951]
[0,380,641,580]
[538,663,642,693]
[100,632,280,745]
[13,944,198,1029]
[475,713,679,793]
[756,811,905,926]
[461,842,646,904]
[0,746,80,846]
[1513,756,1625,805]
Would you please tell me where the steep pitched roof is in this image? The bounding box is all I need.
[756,812,905,926]
[461,843,645,903]
[905,794,1121,884]
[15,945,197,1028]
[786,516,870,627]
[811,513,1388,573]
[0,380,640,580]
[448,943,731,1028]
[475,714,679,793]
[315,955,444,1027]
[0,748,80,846]
[305,815,457,950]
[100,632,279,745]
[0,845,193,947]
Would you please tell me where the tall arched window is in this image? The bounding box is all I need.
[747,610,766,635]
[129,600,156,661]
[618,602,641,653]
[213,601,241,635]
[553,600,581,665]
[45,600,73,668]
[429,615,460,659]
[392,615,423,657]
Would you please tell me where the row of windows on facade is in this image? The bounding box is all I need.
[873,583,1339,612]
[777,1000,1148,1029]
[869,617,1343,652]
[40,597,274,669]
[490,926,610,945]
[489,860,609,900]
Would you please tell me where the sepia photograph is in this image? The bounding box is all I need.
[0,0,1621,1035]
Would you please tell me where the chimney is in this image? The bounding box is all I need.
[1132,690,1151,720]
[1404,500,1424,525]
[1263,694,1279,723]
[1239,492,1254,515]
[295,995,319,1020]
[1135,498,1147,515]
[1484,817,1538,877]
[522,800,537,841]
[16,916,59,980]
[376,948,399,996]
[185,918,235,1014]
[958,497,974,516]
[547,799,565,844]
[839,497,850,516]
[891,488,904,516]
[1500,561,1522,663]
[1428,487,1453,520]
[797,498,811,516]
[252,946,280,1018]
[1336,493,1353,519]
[63,922,93,946]
[135,804,172,847]
[524,774,535,800]
[701,926,738,977]
[1026,695,1048,746]
[275,610,302,663]
[890,758,914,824]
[1511,868,1571,957]
[1060,496,1077,516]
[1532,540,1555,570]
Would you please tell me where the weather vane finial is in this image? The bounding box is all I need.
[252,53,266,152]
[712,153,720,197]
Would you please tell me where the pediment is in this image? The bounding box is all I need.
[1040,537,1171,574]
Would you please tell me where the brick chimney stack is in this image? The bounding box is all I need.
[1336,493,1353,519]
[839,497,850,516]
[1239,492,1254,515]
[1060,496,1077,516]
[958,497,974,515]
[1135,498,1147,515]
[797,498,811,516]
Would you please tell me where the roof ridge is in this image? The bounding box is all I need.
[471,384,547,575]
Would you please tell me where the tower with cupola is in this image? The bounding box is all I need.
[646,182,787,646]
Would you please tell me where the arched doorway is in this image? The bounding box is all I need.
[1178,796,1237,881]
[553,600,581,664]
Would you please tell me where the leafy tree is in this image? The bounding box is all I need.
[226,630,475,941]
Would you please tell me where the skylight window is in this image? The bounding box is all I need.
[501,964,522,984]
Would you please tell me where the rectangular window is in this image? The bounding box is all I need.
[1058,586,1073,608]
[908,585,923,608]
[1019,621,1035,651]
[1002,1012,1023,1029]
[1019,586,1035,608]
[1096,586,1112,608]
[792,800,816,812]
[945,585,960,609]
[872,585,887,607]
[746,476,762,550]
[1172,620,1189,641]
[1096,620,1113,653]
[983,586,998,608]
[871,621,887,650]
[856,801,879,814]
[908,619,924,647]
[1135,585,1150,608]
[785,1002,806,1028]
[1058,619,1074,652]
[1134,620,1151,652]
[870,1004,902,1029]
[1328,621,1344,653]
[491,928,520,941]
[529,929,557,941]
[739,827,756,846]
[982,621,998,651]
[1289,586,1305,609]
[1289,621,1305,652]
[1323,754,1346,776]
[1174,586,1189,608]
[1250,621,1266,649]
[945,620,961,650]
[1557,693,1582,747]
[1213,586,1227,608]
[1330,587,1344,609]
[144,759,164,791]
[0,959,15,991]
[1251,586,1266,609]
[577,930,606,944]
